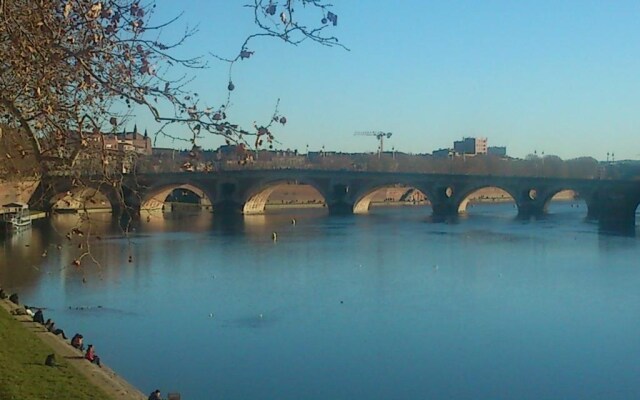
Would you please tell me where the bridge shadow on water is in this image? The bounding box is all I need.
[428,203,639,238]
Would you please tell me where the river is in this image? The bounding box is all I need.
[1,202,640,399]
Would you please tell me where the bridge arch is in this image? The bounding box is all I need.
[49,186,118,213]
[456,185,517,214]
[243,179,327,215]
[140,183,213,212]
[539,188,584,214]
[353,184,429,214]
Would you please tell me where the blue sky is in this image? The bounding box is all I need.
[139,1,640,160]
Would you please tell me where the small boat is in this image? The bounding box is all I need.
[2,202,32,231]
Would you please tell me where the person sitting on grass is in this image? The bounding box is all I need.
[148,389,161,400]
[85,344,101,367]
[46,321,68,340]
[33,309,45,324]
[71,333,85,351]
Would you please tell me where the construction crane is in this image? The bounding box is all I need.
[354,131,393,158]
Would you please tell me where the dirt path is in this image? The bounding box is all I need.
[0,299,146,400]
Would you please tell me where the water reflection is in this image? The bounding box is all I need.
[241,209,328,241]
[138,211,214,233]
[2,203,640,400]
[2,205,637,292]
[0,227,46,289]
[49,212,117,237]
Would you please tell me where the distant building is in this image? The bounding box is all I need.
[452,137,488,156]
[453,138,472,155]
[475,137,487,154]
[488,146,507,157]
[102,125,152,156]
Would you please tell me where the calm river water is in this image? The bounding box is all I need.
[2,202,640,399]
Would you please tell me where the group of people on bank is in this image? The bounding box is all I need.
[35,306,102,366]
[1,288,102,367]
[3,288,169,398]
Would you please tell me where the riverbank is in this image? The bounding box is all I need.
[0,299,145,400]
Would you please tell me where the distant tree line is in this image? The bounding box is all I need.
[130,147,611,179]
[2,124,632,180]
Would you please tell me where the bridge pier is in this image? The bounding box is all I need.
[598,207,636,232]
[516,201,545,219]
[213,201,244,215]
[324,183,354,215]
[429,184,459,221]
[573,188,640,232]
[593,193,638,231]
[430,201,459,221]
[327,202,354,215]
[514,188,546,219]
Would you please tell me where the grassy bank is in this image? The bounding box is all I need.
[0,305,111,400]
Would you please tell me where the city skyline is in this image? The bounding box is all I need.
[137,1,640,161]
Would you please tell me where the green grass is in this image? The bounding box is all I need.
[0,307,112,400]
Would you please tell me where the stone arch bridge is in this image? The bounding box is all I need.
[34,170,640,229]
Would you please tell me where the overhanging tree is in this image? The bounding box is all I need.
[0,0,344,180]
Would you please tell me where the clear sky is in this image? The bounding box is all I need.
[139,1,640,160]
